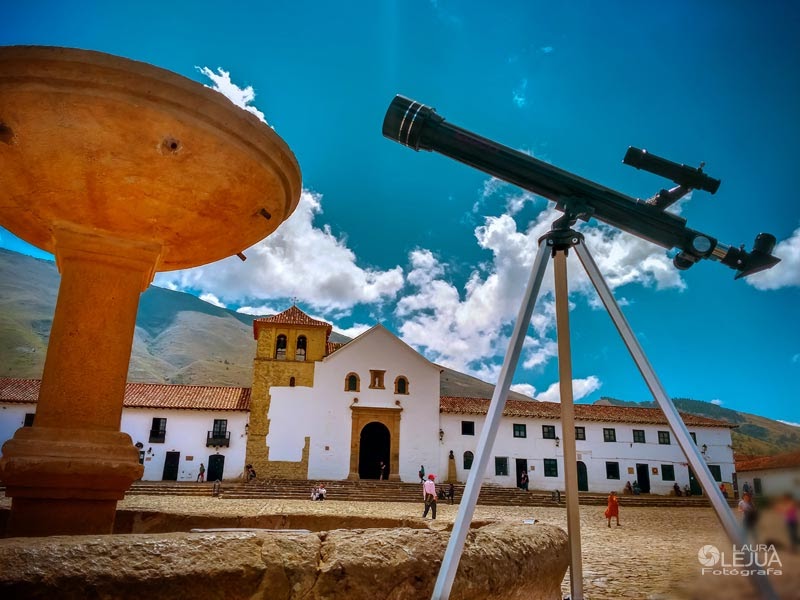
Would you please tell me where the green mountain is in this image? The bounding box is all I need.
[0,249,521,398]
[0,248,260,385]
[595,396,800,458]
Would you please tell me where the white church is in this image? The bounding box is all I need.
[0,305,736,495]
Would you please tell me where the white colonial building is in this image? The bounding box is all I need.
[264,323,442,483]
[439,397,736,495]
[0,378,249,483]
[0,306,737,494]
[735,451,800,498]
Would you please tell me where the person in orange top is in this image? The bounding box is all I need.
[605,490,620,527]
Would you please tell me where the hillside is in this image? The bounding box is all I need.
[595,397,800,458]
[0,248,525,398]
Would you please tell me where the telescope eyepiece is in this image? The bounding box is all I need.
[382,95,442,151]
[752,233,777,255]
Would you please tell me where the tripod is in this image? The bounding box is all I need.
[431,218,778,600]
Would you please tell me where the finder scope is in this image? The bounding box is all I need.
[623,147,720,194]
[382,95,780,278]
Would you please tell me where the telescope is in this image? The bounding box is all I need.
[382,95,780,278]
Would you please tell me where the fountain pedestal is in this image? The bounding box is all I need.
[0,46,301,536]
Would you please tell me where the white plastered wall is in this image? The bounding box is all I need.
[439,412,735,494]
[265,325,442,482]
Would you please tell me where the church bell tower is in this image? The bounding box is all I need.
[246,305,332,478]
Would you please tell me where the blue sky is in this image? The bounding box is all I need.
[2,1,799,425]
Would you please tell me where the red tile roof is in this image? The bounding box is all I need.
[0,378,250,412]
[439,396,735,428]
[326,341,346,355]
[253,305,332,340]
[0,377,39,403]
[123,382,250,411]
[736,451,800,472]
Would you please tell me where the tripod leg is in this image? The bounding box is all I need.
[553,250,585,600]
[573,240,778,600]
[431,237,553,600]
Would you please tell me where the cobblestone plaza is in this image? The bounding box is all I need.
[96,495,798,599]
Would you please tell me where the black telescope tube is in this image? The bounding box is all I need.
[382,95,780,278]
[384,95,619,206]
[383,95,691,250]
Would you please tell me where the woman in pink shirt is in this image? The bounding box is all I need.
[422,474,437,519]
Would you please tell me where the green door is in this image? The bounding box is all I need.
[162,451,180,481]
[207,454,225,482]
[576,461,589,491]
[688,468,702,496]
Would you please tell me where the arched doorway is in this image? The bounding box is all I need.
[348,406,401,480]
[576,461,589,492]
[358,422,390,479]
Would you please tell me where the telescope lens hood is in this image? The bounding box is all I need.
[382,95,441,151]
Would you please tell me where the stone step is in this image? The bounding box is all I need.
[126,481,735,508]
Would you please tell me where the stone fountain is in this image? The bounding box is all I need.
[0,46,301,536]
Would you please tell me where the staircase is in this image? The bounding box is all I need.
[127,480,736,508]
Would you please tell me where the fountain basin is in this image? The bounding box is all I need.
[0,46,301,270]
[0,510,569,600]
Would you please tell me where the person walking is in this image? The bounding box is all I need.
[777,494,798,553]
[605,490,620,527]
[447,482,455,505]
[422,474,437,519]
[738,492,758,543]
[418,465,425,483]
[197,462,205,483]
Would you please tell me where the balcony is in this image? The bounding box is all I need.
[206,430,230,447]
[149,430,166,443]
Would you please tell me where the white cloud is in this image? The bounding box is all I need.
[522,336,558,370]
[477,176,533,215]
[579,225,686,292]
[746,226,800,290]
[396,196,685,381]
[510,383,536,398]
[512,78,528,108]
[535,376,602,403]
[710,399,723,406]
[236,305,275,316]
[778,420,800,427]
[197,66,268,124]
[199,293,225,308]
[336,323,373,339]
[155,190,405,313]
